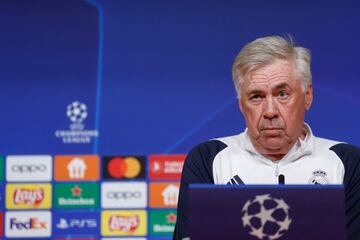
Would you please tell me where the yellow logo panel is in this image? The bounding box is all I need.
[102,210,147,236]
[6,183,52,209]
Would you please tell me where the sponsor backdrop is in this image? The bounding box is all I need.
[0,0,359,239]
[2,154,183,239]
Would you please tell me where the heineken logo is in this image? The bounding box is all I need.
[58,197,95,205]
[166,212,176,223]
[153,223,175,232]
[54,183,99,208]
[71,185,82,196]
[149,210,177,236]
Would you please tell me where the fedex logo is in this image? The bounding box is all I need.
[10,218,47,230]
[5,211,51,237]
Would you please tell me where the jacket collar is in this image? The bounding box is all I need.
[241,123,315,166]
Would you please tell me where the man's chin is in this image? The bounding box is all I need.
[260,144,288,160]
[260,138,288,152]
[250,134,292,156]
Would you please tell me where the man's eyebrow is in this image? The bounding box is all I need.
[246,82,290,94]
[273,82,290,90]
[245,82,292,96]
[246,89,263,96]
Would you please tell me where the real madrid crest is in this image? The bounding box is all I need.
[308,170,329,184]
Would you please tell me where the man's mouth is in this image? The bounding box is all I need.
[261,128,284,136]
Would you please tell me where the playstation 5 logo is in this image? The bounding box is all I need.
[56,218,69,229]
[56,218,97,229]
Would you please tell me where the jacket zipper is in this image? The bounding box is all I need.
[274,163,280,178]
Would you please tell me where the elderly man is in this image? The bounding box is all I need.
[174,35,360,239]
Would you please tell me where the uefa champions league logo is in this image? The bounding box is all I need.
[241,194,292,240]
[55,101,98,144]
[67,101,88,124]
[66,101,87,130]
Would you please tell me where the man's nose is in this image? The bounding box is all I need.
[263,96,279,119]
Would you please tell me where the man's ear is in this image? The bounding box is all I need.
[305,83,313,110]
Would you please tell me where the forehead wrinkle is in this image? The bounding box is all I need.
[239,59,301,97]
[245,58,296,84]
[248,72,292,84]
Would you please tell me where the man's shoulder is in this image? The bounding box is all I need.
[329,142,360,162]
[313,135,360,165]
[185,133,243,165]
[313,136,343,150]
[313,135,359,154]
[188,137,231,157]
[214,133,243,146]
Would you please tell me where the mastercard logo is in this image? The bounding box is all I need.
[103,156,146,180]
[108,157,141,178]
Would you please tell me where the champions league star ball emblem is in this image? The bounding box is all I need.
[67,101,88,123]
[55,101,98,143]
[241,194,292,240]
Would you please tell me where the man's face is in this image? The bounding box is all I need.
[239,58,312,159]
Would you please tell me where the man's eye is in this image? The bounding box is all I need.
[278,91,289,99]
[250,95,262,101]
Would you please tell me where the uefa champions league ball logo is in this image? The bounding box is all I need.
[55,101,98,143]
[241,194,292,240]
[67,101,88,123]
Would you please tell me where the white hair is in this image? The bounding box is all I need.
[232,35,312,98]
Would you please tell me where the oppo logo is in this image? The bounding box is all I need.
[11,164,47,173]
[107,191,142,199]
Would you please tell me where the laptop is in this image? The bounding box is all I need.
[189,184,346,240]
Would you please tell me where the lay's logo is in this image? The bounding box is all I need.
[109,215,140,232]
[102,210,147,236]
[13,188,44,206]
[6,184,52,209]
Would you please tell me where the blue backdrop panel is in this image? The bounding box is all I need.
[0,0,99,154]
[1,0,359,155]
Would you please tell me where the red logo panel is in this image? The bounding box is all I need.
[149,155,185,180]
[0,212,2,236]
